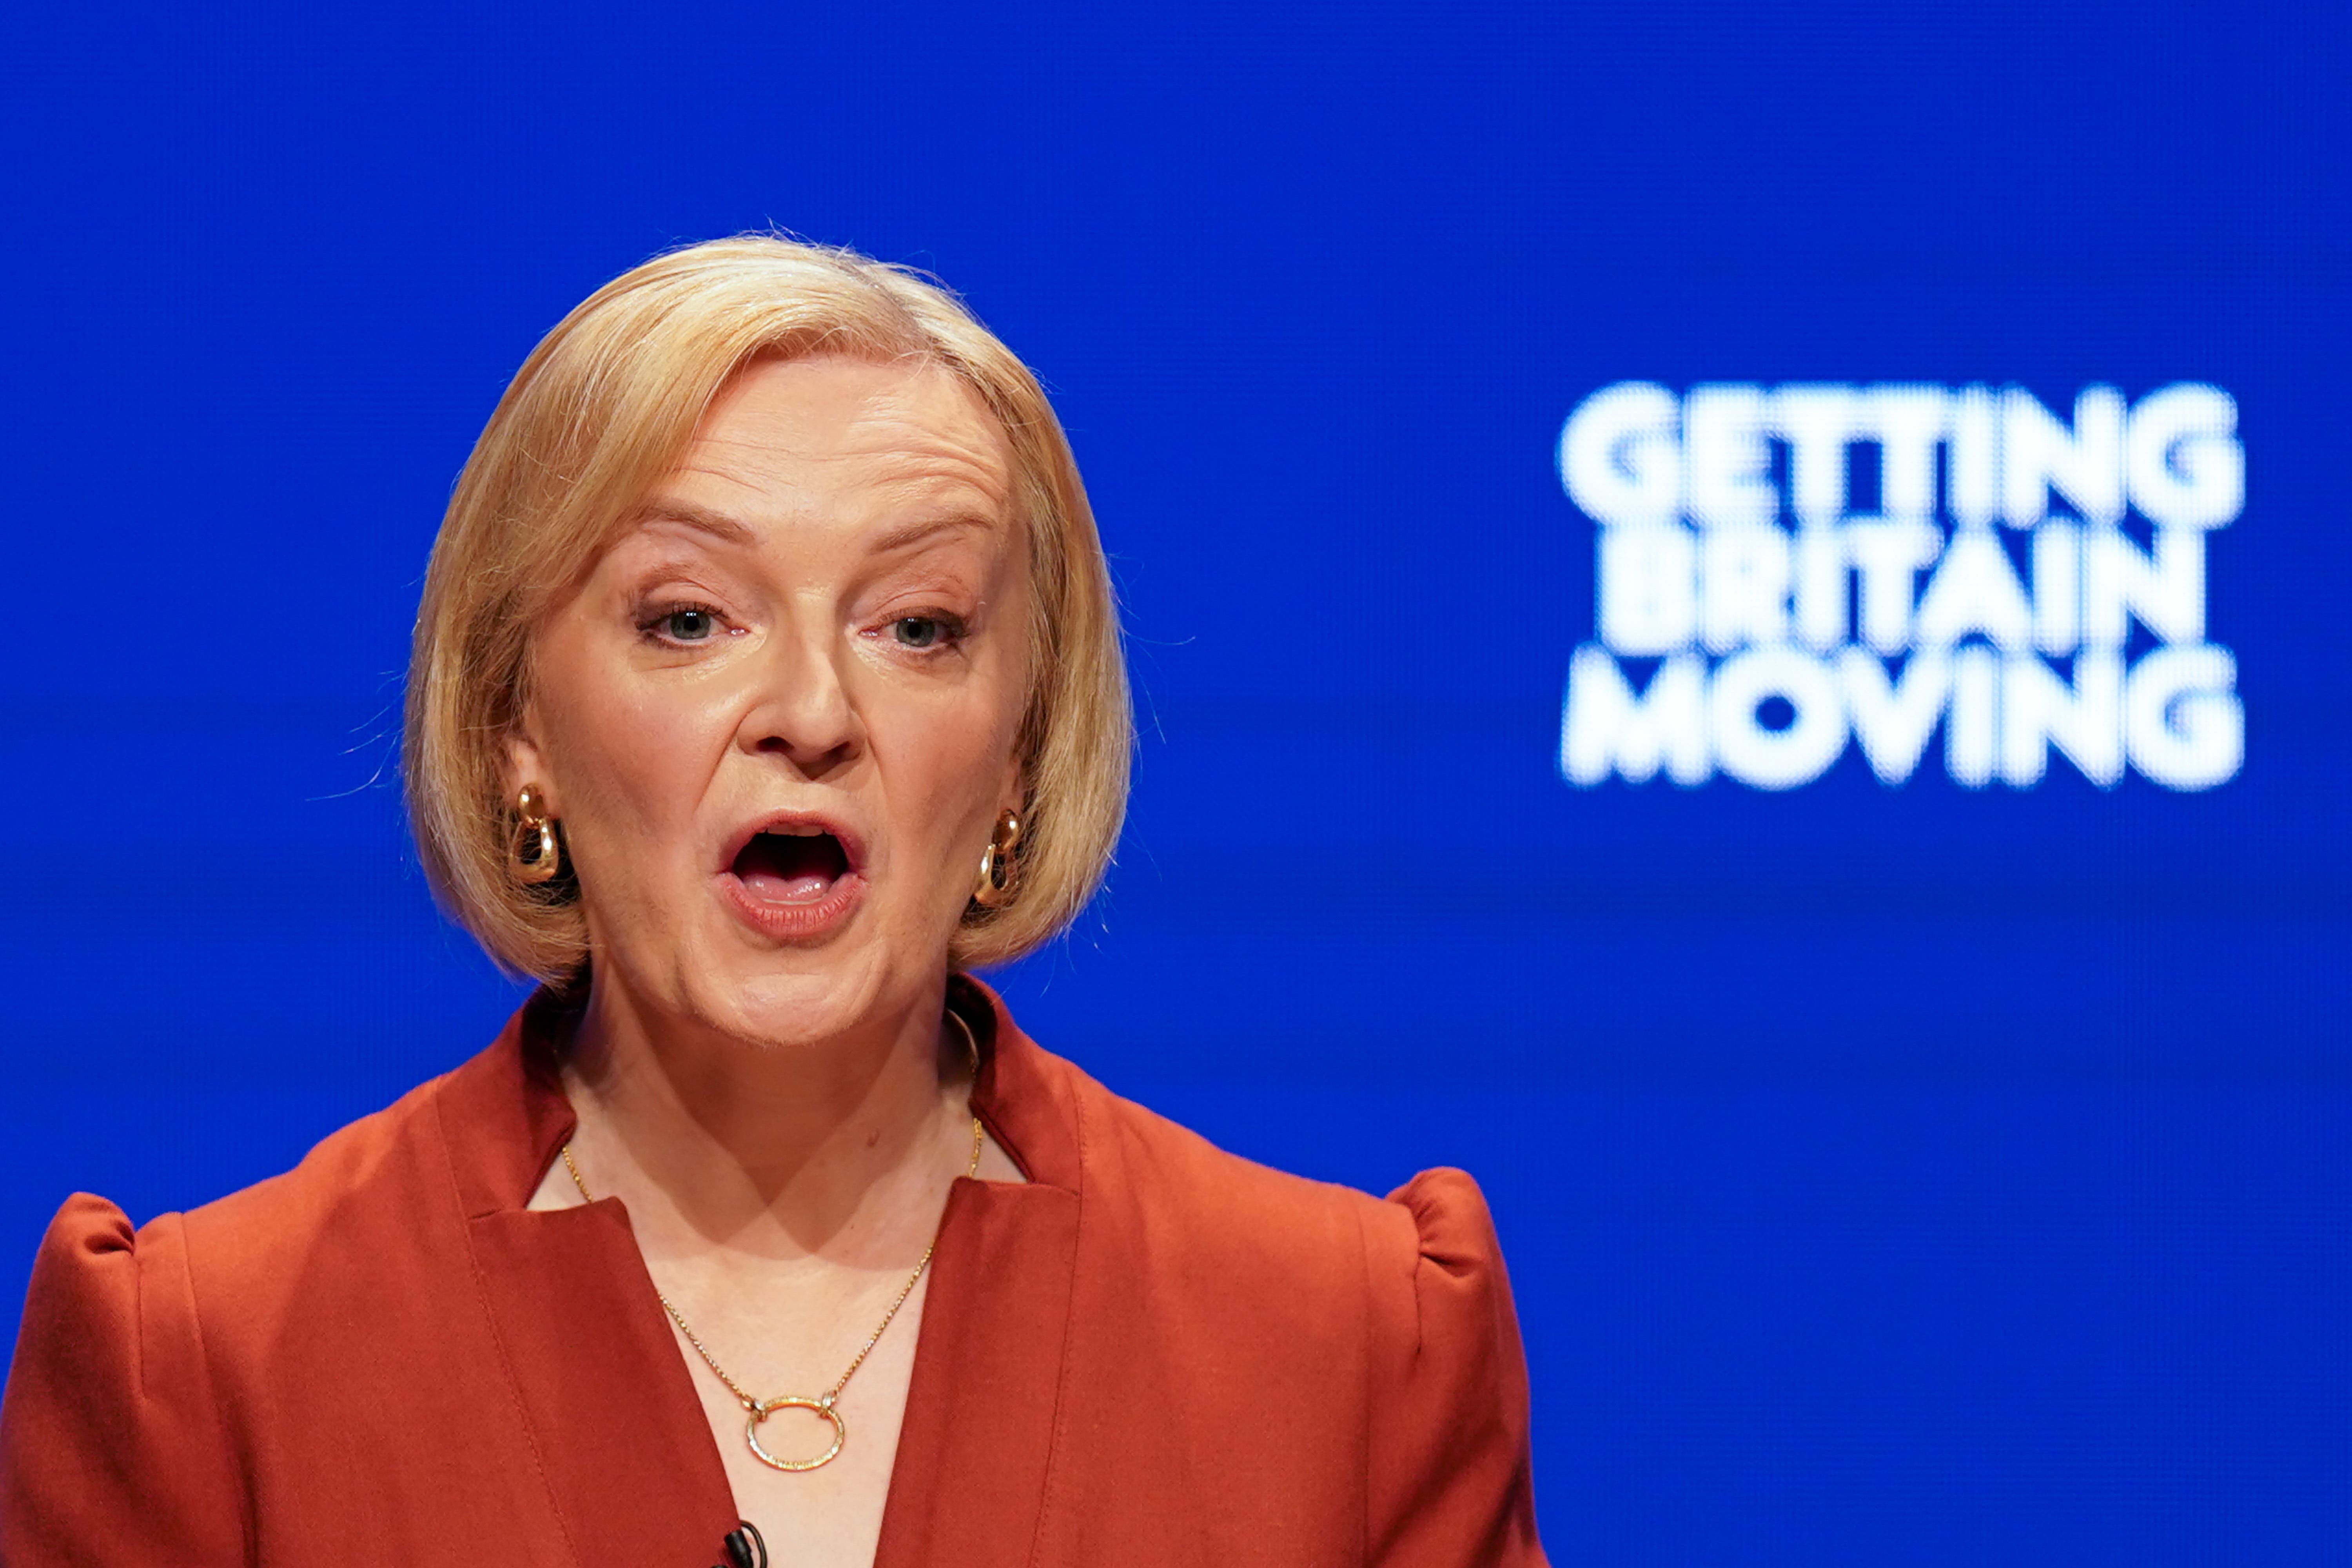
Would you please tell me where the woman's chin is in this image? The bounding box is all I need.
[590,880,948,1051]
[676,907,907,1047]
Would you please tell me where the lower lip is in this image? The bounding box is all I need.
[718,870,866,943]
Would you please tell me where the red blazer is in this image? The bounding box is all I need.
[1,979,1545,1566]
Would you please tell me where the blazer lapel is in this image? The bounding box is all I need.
[434,980,1089,1568]
[437,1001,742,1568]
[872,979,1086,1567]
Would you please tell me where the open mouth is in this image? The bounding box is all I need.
[730,828,851,905]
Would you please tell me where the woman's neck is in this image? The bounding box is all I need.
[554,969,972,1264]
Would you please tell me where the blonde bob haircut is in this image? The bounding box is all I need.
[405,235,1131,984]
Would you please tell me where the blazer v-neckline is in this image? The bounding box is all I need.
[430,977,1085,1568]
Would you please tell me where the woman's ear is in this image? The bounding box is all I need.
[995,748,1024,821]
[505,711,558,815]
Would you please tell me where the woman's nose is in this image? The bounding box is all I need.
[739,626,861,776]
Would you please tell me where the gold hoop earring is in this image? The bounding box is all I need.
[971,809,1022,908]
[510,783,561,886]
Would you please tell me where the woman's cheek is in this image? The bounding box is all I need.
[869,712,978,851]
[559,672,732,842]
[617,676,737,755]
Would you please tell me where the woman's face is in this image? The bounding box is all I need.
[510,355,1031,1048]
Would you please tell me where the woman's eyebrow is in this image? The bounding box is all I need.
[866,511,998,557]
[623,499,757,547]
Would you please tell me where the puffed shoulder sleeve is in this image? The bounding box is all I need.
[1,1195,249,1565]
[1363,1168,1546,1568]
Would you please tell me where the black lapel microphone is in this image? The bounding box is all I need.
[717,1520,768,1568]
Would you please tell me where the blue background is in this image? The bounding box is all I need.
[4,4,2346,1560]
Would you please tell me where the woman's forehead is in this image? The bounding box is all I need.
[677,356,1012,510]
[576,359,1018,571]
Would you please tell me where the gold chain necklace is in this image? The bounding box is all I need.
[559,1013,985,1474]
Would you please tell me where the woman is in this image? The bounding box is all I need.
[0,237,1544,1567]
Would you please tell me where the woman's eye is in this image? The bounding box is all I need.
[893,615,946,649]
[660,608,717,641]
